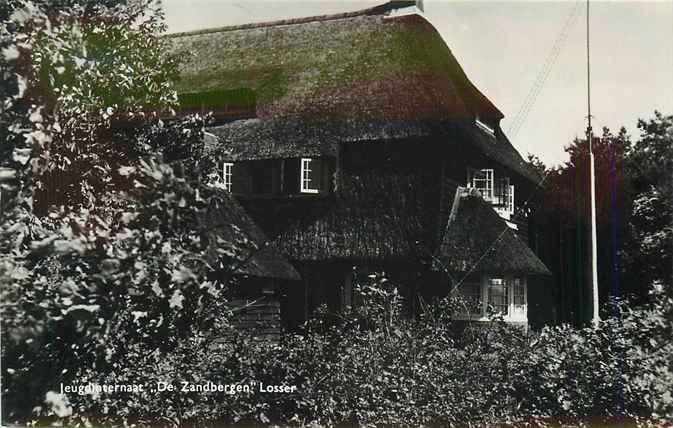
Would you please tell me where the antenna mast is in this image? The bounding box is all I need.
[586,0,600,326]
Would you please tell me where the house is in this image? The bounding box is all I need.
[169,1,551,329]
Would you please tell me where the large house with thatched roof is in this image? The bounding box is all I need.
[169,1,551,330]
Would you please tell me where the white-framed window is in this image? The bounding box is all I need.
[511,277,526,318]
[487,277,509,315]
[507,184,515,215]
[469,170,516,219]
[221,162,233,192]
[452,275,527,322]
[467,168,494,202]
[300,158,319,194]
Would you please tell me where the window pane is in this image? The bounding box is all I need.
[513,278,525,306]
[223,163,233,192]
[300,158,319,193]
[512,278,526,317]
[487,278,508,315]
[468,169,494,201]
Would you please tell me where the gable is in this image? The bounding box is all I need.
[435,187,550,276]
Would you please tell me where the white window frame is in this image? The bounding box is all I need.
[452,275,527,322]
[300,157,319,194]
[508,184,515,215]
[511,277,526,319]
[467,168,494,202]
[221,162,233,192]
[486,277,509,316]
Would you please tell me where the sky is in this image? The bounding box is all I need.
[163,1,673,167]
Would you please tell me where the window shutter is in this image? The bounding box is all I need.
[283,158,300,194]
[231,163,251,194]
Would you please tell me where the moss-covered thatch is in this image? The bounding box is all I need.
[169,7,541,184]
[168,11,501,122]
[202,190,300,280]
[178,88,256,110]
[435,187,551,276]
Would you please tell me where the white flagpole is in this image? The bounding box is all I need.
[586,0,600,326]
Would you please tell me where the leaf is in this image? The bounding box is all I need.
[169,290,184,310]
[0,167,17,182]
[2,46,19,61]
[118,166,136,176]
[65,304,100,314]
[13,148,32,165]
[151,280,164,297]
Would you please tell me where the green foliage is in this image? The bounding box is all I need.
[0,1,234,423]
[19,277,670,427]
[527,112,672,325]
[2,2,671,426]
[624,112,673,292]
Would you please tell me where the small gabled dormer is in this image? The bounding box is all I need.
[434,187,552,326]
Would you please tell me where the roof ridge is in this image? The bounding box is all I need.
[166,1,416,38]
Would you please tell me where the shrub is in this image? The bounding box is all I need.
[33,275,672,427]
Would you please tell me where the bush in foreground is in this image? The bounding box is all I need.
[29,276,672,427]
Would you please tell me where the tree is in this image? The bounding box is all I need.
[527,126,635,325]
[623,112,673,293]
[0,1,245,423]
[528,112,672,326]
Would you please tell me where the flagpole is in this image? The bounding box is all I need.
[586,0,600,326]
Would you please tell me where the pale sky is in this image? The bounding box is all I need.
[163,1,673,167]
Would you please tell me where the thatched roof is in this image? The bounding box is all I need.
[205,118,455,161]
[205,119,338,161]
[169,4,541,184]
[434,187,551,276]
[271,172,431,261]
[205,118,541,184]
[169,10,502,123]
[467,125,543,185]
[268,176,549,276]
[202,190,300,280]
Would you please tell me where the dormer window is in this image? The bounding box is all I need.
[210,162,234,192]
[300,158,319,194]
[494,178,515,216]
[467,168,494,202]
[468,169,516,220]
